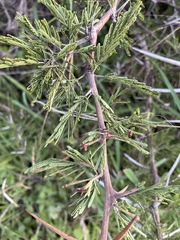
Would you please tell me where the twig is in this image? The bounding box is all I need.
[114,186,141,199]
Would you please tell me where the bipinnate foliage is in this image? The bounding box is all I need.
[0,0,179,239]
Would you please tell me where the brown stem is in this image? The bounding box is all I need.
[94,0,120,33]
[99,140,114,240]
[86,64,114,240]
[85,1,121,239]
[86,70,106,129]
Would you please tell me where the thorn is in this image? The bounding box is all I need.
[113,215,140,240]
[117,185,129,195]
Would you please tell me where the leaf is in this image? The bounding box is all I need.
[64,146,93,166]
[24,159,74,174]
[87,188,97,208]
[0,35,31,48]
[45,102,80,146]
[56,42,77,59]
[98,95,114,113]
[98,0,143,64]
[156,65,180,111]
[75,45,95,54]
[39,0,68,26]
[0,58,38,69]
[123,168,139,184]
[104,74,159,98]
[16,15,39,37]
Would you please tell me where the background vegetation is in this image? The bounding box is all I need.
[0,0,179,239]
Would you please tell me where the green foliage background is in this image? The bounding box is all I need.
[0,0,179,239]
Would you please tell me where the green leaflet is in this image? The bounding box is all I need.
[156,65,180,111]
[0,35,31,49]
[124,168,140,184]
[56,42,77,59]
[45,101,81,146]
[131,183,180,208]
[87,188,97,208]
[104,74,159,98]
[0,58,38,69]
[38,0,67,26]
[39,0,82,35]
[82,131,99,144]
[24,159,74,174]
[16,14,39,37]
[109,88,129,105]
[45,80,61,111]
[64,146,93,166]
[34,18,62,47]
[82,0,101,26]
[75,45,95,54]
[71,182,98,218]
[97,95,114,113]
[96,0,143,64]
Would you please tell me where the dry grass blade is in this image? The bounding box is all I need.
[132,47,180,66]
[26,209,77,240]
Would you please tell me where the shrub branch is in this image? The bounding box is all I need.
[85,1,120,239]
